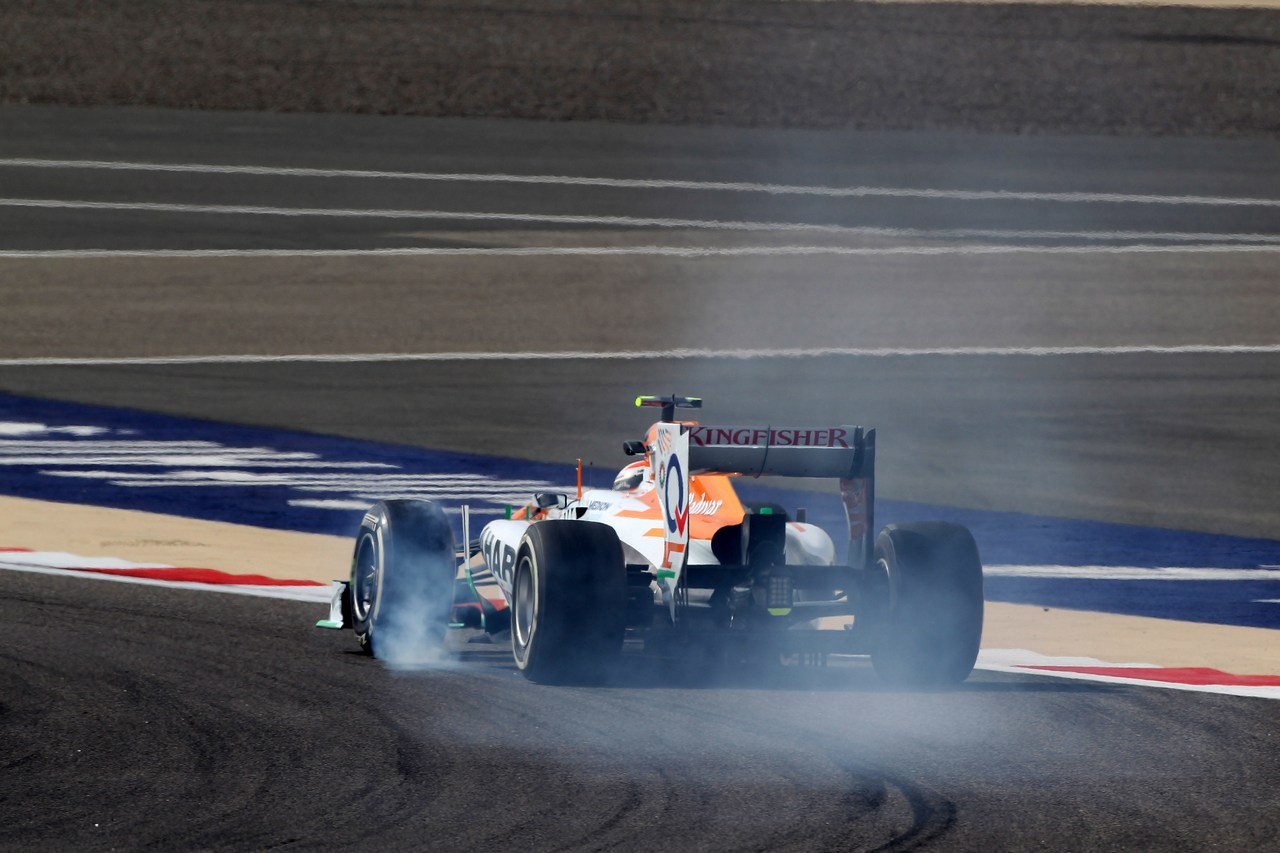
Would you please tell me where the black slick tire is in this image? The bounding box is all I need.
[869,521,984,686]
[511,520,626,683]
[349,500,456,662]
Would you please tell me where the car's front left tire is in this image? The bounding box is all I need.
[350,500,456,663]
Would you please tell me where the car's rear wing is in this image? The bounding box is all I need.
[651,422,876,589]
[685,424,870,480]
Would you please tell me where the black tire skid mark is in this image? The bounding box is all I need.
[612,688,962,852]
[443,656,961,852]
[0,572,468,849]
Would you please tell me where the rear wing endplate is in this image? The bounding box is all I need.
[652,422,877,579]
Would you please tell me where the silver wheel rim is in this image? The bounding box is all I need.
[353,532,378,622]
[514,556,536,651]
[875,556,893,610]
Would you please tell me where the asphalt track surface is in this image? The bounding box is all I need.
[5,570,1280,852]
[2,106,1279,850]
[4,108,1280,538]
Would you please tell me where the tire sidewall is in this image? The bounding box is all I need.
[511,543,544,672]
[871,522,983,685]
[350,507,387,653]
[349,500,455,659]
[510,521,625,682]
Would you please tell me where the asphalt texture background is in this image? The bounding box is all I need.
[4,0,1280,136]
[5,0,1280,848]
[3,107,1280,539]
[2,92,1280,853]
[4,570,1279,851]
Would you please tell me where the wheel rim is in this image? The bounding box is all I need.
[875,557,892,607]
[513,555,536,651]
[353,532,378,622]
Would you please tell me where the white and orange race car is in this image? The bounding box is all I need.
[320,395,984,685]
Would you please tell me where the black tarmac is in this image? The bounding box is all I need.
[1,106,1278,850]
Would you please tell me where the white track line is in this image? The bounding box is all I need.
[3,346,1280,367]
[975,651,1280,700]
[3,157,1279,208]
[0,560,332,603]
[856,0,1280,9]
[986,565,1280,581]
[4,197,1280,247]
[3,245,1279,258]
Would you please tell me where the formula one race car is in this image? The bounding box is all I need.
[318,395,984,685]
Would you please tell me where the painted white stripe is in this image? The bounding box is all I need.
[348,484,567,493]
[0,456,393,468]
[261,473,524,482]
[288,499,508,514]
[353,491,557,502]
[3,157,1278,208]
[980,649,1159,668]
[48,480,559,498]
[3,345,1280,368]
[975,649,1280,700]
[33,469,570,498]
[0,423,109,437]
[3,245,1280,259]
[4,550,173,570]
[288,499,378,511]
[0,447,317,459]
[0,560,332,603]
[985,565,1280,580]
[3,197,1279,246]
[0,441,223,450]
[37,470,554,485]
[862,0,1280,10]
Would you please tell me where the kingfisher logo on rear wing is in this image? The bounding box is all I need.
[689,426,854,449]
[682,424,869,480]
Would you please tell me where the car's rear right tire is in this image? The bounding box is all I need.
[869,522,984,686]
[511,520,626,683]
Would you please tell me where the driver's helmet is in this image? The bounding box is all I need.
[612,460,649,492]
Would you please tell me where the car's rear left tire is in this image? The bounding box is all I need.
[511,520,626,683]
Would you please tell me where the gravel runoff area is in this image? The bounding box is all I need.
[2,0,1279,135]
